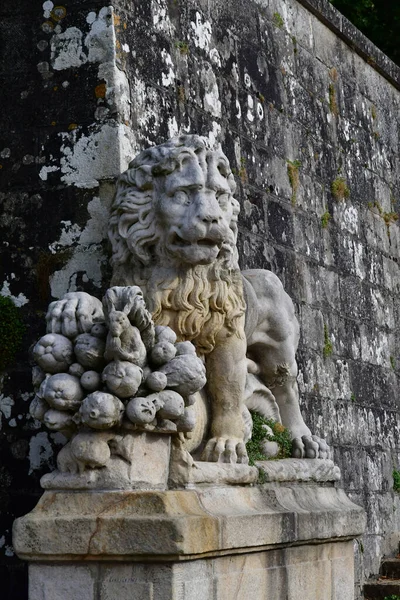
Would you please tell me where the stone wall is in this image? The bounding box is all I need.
[1,0,400,598]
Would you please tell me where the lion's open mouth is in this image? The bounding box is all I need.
[172,233,222,248]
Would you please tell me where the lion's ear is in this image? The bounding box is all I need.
[134,166,153,190]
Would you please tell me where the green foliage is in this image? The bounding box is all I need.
[0,296,25,371]
[390,356,396,370]
[331,177,350,201]
[246,412,292,466]
[323,323,333,358]
[393,469,400,492]
[321,211,331,228]
[350,392,356,402]
[384,595,400,600]
[273,12,284,28]
[175,40,189,55]
[329,1,400,66]
[368,201,399,239]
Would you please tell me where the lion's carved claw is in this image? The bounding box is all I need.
[201,437,249,464]
[292,435,331,460]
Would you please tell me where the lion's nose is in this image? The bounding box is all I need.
[202,213,220,224]
[197,195,222,224]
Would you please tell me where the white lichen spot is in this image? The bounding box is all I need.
[5,546,14,557]
[59,122,135,188]
[98,62,131,123]
[51,27,86,70]
[49,197,113,298]
[42,0,54,18]
[39,165,60,181]
[28,432,53,474]
[202,66,221,118]
[49,220,82,253]
[86,12,97,24]
[160,49,175,87]
[236,99,241,119]
[152,0,175,36]
[190,12,212,51]
[208,121,221,146]
[257,101,264,120]
[0,148,11,159]
[0,395,14,428]
[342,205,359,235]
[0,282,29,307]
[209,48,221,67]
[247,95,254,122]
[8,419,17,428]
[85,7,114,64]
[244,73,251,88]
[231,62,239,84]
[167,116,179,138]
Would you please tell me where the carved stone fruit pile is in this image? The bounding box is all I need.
[30,292,206,436]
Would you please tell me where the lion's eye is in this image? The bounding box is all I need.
[217,192,230,207]
[174,190,190,205]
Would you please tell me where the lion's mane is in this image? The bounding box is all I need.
[109,134,246,355]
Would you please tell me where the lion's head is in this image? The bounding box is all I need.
[109,135,245,354]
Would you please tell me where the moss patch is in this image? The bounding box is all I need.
[323,323,333,358]
[246,412,292,466]
[394,469,400,492]
[273,12,284,28]
[331,177,349,201]
[321,211,331,228]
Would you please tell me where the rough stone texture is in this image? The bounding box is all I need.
[2,0,400,598]
[28,540,355,600]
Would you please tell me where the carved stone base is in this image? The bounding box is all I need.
[14,482,365,599]
[41,433,171,491]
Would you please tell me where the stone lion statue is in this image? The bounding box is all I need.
[48,134,330,464]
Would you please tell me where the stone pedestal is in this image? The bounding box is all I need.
[13,466,365,600]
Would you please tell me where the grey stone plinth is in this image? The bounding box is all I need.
[28,540,355,600]
[14,484,365,562]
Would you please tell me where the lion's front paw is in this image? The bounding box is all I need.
[292,435,331,459]
[201,437,249,464]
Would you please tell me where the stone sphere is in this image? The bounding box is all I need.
[151,341,176,366]
[33,334,74,374]
[74,333,105,369]
[102,361,143,398]
[43,409,74,431]
[145,371,168,392]
[126,397,157,424]
[156,390,185,420]
[80,370,102,392]
[43,373,84,410]
[79,391,124,430]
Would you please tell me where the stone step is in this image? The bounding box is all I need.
[381,558,400,579]
[364,578,400,599]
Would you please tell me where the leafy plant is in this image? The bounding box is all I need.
[323,323,333,358]
[175,40,189,55]
[393,469,400,492]
[273,12,284,28]
[331,177,349,201]
[246,412,292,466]
[0,296,25,371]
[321,211,331,228]
[287,160,301,205]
